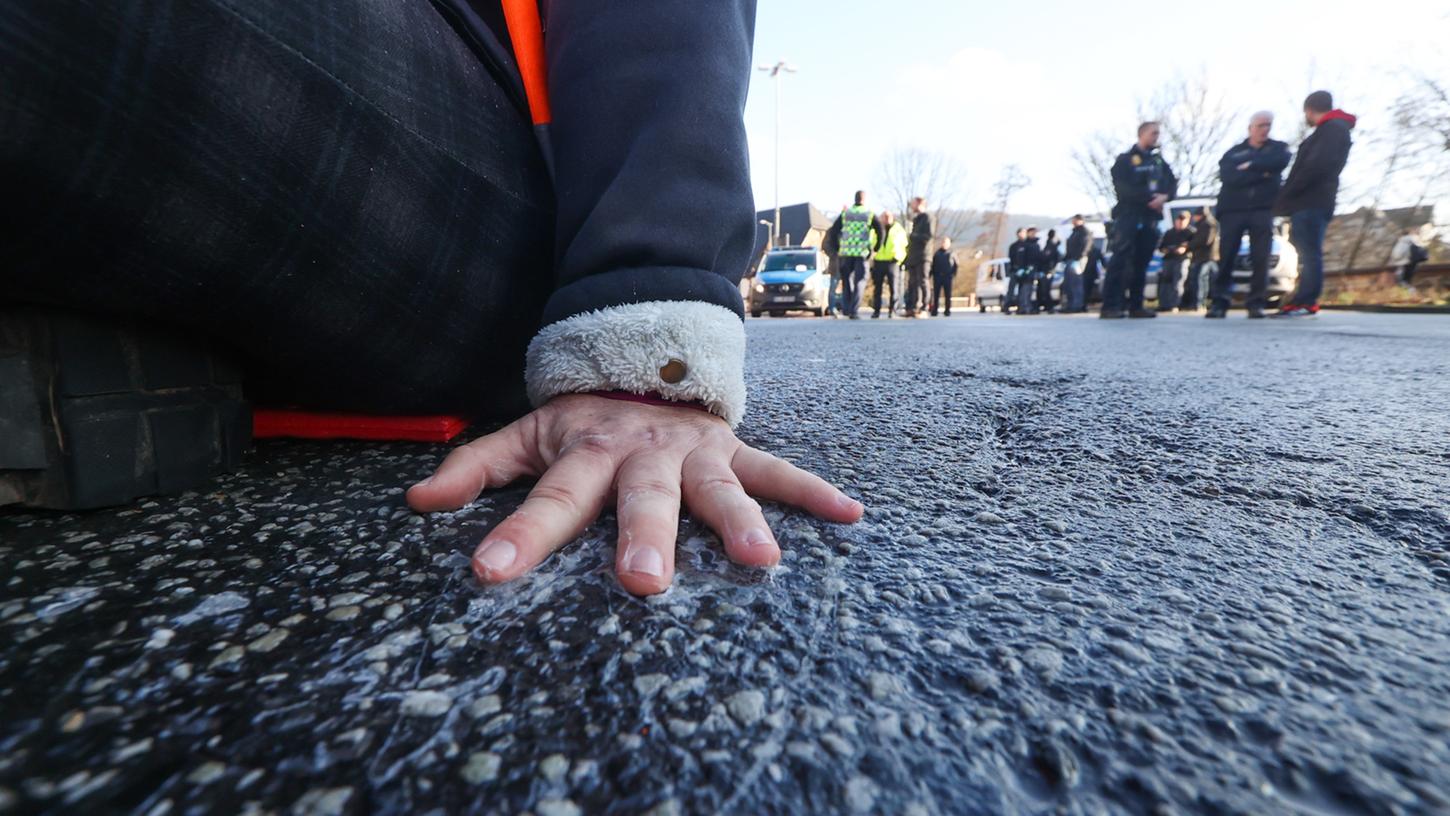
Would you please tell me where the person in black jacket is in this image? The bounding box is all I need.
[1208,111,1293,319]
[1182,209,1218,312]
[1062,216,1091,313]
[1016,228,1046,315]
[2,0,864,596]
[1101,122,1178,319]
[1005,228,1029,315]
[929,237,959,317]
[1037,229,1062,313]
[1083,243,1105,305]
[1157,211,1194,312]
[1274,91,1356,317]
[903,197,933,317]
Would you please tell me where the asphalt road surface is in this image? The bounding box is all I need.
[3,310,1449,815]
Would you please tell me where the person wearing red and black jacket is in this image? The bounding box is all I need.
[1,0,863,595]
[1273,91,1356,317]
[1208,111,1292,319]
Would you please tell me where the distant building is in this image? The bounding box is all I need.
[1324,205,1438,271]
[751,203,832,275]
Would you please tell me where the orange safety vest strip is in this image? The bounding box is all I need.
[500,0,551,125]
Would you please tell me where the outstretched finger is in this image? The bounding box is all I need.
[681,450,779,568]
[731,447,864,524]
[471,446,615,583]
[406,421,536,513]
[613,453,684,596]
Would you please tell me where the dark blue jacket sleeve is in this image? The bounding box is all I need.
[1111,153,1148,207]
[539,0,757,327]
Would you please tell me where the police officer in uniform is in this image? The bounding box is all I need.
[827,190,884,320]
[1101,122,1178,319]
[1017,227,1045,315]
[1005,227,1028,315]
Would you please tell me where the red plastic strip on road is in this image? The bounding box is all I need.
[253,410,469,443]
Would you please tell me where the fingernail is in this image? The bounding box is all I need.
[743,529,775,551]
[622,545,664,577]
[475,540,516,576]
[413,476,434,489]
[838,494,863,513]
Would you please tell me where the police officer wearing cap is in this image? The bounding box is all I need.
[1101,121,1178,319]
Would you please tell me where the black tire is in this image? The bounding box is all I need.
[0,308,250,509]
[769,311,783,318]
[750,311,762,318]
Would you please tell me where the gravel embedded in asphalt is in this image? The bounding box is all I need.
[2,310,1449,814]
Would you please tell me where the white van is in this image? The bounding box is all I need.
[975,258,1011,311]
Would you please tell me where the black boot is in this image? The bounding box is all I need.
[0,308,250,509]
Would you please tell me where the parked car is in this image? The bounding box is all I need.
[1144,197,1299,307]
[748,246,831,317]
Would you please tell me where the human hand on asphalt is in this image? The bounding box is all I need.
[406,394,865,595]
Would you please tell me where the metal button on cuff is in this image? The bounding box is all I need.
[658,359,688,384]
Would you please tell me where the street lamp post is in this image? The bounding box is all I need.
[757,60,796,248]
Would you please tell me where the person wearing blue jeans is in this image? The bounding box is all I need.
[1273,91,1356,317]
[1061,215,1090,312]
[1288,208,1333,307]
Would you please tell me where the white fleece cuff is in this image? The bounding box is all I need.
[525,301,747,427]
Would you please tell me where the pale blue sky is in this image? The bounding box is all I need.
[743,1,1448,217]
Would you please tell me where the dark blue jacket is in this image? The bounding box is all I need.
[438,1,757,328]
[1010,238,1043,274]
[1064,225,1090,262]
[1217,138,1291,214]
[1111,144,1178,225]
[930,249,958,280]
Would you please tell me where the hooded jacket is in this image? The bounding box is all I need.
[437,0,759,426]
[1275,110,1356,216]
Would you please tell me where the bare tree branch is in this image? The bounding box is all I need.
[1070,131,1119,214]
[1138,72,1243,195]
[872,147,975,238]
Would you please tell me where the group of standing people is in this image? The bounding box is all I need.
[1155,208,1218,312]
[1099,90,1356,320]
[824,193,959,319]
[1003,217,1105,314]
